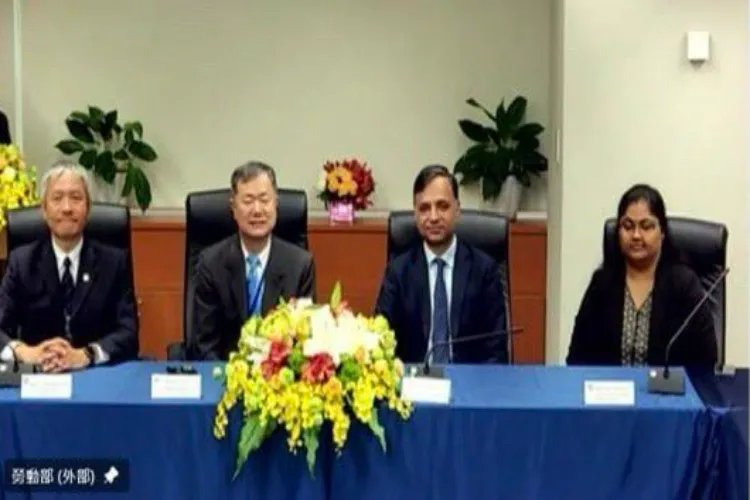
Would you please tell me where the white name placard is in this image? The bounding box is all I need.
[151,374,202,400]
[584,380,635,406]
[20,374,73,400]
[401,376,452,404]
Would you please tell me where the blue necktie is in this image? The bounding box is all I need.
[246,255,261,316]
[432,257,450,363]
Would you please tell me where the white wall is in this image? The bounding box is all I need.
[548,0,749,366]
[18,0,552,211]
[0,0,15,138]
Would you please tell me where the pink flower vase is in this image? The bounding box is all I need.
[328,200,355,225]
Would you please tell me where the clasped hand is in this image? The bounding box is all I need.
[14,338,90,373]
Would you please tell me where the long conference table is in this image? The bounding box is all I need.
[0,362,746,500]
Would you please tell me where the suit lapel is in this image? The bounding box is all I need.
[226,235,249,323]
[38,240,60,296]
[450,242,469,340]
[69,240,96,317]
[261,238,286,314]
[410,249,431,341]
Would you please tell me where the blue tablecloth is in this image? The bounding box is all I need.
[331,365,719,500]
[690,368,749,500]
[0,363,728,499]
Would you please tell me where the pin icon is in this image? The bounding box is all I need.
[104,466,119,484]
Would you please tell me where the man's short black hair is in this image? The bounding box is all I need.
[412,164,459,202]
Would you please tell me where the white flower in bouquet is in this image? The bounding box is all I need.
[303,306,380,365]
[244,335,270,364]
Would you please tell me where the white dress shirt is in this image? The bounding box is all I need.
[424,235,457,362]
[0,237,108,365]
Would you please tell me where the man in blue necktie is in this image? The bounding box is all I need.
[192,162,316,360]
[374,165,508,365]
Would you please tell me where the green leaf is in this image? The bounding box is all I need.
[114,148,130,161]
[504,96,527,130]
[101,110,118,141]
[495,100,506,126]
[55,140,84,155]
[95,151,117,183]
[121,163,135,198]
[124,128,135,144]
[70,111,90,125]
[88,106,105,122]
[329,281,342,309]
[338,358,362,384]
[66,119,95,144]
[466,97,495,124]
[129,140,158,162]
[458,119,491,143]
[288,347,305,374]
[78,149,97,170]
[368,408,386,453]
[131,166,152,211]
[303,428,319,477]
[512,123,544,143]
[454,144,492,185]
[132,121,144,139]
[233,415,267,481]
[481,175,502,201]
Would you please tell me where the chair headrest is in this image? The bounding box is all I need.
[387,209,509,262]
[185,188,308,250]
[7,203,131,252]
[603,216,728,273]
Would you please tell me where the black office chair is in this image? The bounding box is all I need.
[603,216,729,365]
[5,202,145,356]
[386,209,514,363]
[166,188,309,360]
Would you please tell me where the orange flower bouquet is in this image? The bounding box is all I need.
[315,159,375,223]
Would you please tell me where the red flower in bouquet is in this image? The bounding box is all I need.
[261,340,291,379]
[301,353,336,384]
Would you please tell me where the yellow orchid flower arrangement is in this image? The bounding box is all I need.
[213,283,413,478]
[0,144,40,229]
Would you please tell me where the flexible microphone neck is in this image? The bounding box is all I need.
[663,267,729,377]
[421,330,508,374]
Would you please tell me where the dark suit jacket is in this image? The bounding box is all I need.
[192,235,316,360]
[566,261,717,368]
[0,238,139,362]
[374,239,508,364]
[0,110,10,145]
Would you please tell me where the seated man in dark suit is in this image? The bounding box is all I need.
[374,165,508,364]
[0,160,139,372]
[192,161,316,360]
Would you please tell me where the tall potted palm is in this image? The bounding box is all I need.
[453,95,548,217]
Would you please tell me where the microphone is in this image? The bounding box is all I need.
[409,328,521,379]
[0,344,40,387]
[647,267,729,395]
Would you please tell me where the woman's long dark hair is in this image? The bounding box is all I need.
[604,183,682,271]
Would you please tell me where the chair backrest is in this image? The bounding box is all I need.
[6,203,135,313]
[387,209,513,362]
[7,202,132,253]
[182,188,308,355]
[603,216,728,364]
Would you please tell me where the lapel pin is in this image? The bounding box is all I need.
[82,273,90,283]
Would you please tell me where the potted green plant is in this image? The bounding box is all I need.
[453,95,547,217]
[55,106,157,212]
